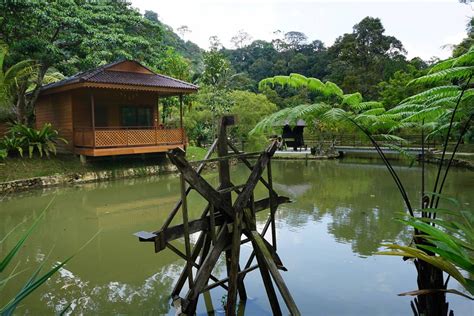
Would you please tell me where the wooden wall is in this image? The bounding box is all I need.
[35,92,74,153]
[88,89,159,127]
[35,88,160,153]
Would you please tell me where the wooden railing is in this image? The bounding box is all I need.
[74,126,186,148]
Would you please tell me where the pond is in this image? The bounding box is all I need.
[1,159,473,315]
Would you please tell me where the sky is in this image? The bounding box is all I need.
[131,0,473,60]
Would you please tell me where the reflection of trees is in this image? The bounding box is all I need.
[2,160,471,312]
[36,263,181,314]
[274,159,471,256]
[270,160,456,256]
[0,170,230,314]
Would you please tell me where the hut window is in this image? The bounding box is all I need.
[121,106,153,127]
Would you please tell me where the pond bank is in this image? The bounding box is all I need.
[1,149,472,194]
[0,155,234,194]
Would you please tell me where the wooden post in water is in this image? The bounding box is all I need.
[135,115,300,315]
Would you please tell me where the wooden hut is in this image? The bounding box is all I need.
[35,60,198,157]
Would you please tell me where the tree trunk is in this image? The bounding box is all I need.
[25,64,49,125]
[412,259,450,316]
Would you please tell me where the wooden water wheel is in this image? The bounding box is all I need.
[135,116,300,315]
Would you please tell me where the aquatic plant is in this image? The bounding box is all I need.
[0,198,99,315]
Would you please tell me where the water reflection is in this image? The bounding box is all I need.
[0,159,472,315]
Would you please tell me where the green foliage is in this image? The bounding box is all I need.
[201,50,231,88]
[1,123,67,158]
[409,67,474,86]
[377,64,426,109]
[327,17,408,99]
[228,90,277,146]
[259,74,345,98]
[0,1,193,121]
[0,44,37,112]
[342,92,363,106]
[387,47,474,139]
[185,88,277,147]
[379,204,474,297]
[252,76,393,137]
[0,136,24,157]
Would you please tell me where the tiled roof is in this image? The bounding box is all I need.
[39,60,198,93]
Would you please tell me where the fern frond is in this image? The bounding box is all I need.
[258,78,274,90]
[273,75,289,87]
[289,73,308,88]
[377,134,408,143]
[453,49,474,67]
[386,103,425,114]
[307,78,326,94]
[320,107,349,122]
[426,122,460,138]
[342,92,363,107]
[402,106,447,123]
[351,101,384,111]
[389,121,418,133]
[324,81,343,97]
[377,112,409,120]
[296,103,330,118]
[401,86,460,104]
[360,108,386,116]
[428,58,455,74]
[409,67,474,86]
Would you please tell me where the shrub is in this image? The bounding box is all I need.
[0,135,25,157]
[0,123,67,158]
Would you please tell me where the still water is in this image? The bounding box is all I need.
[0,159,473,315]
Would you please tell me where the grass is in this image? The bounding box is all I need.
[0,146,210,182]
[186,146,209,161]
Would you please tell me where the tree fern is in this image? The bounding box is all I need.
[342,92,363,106]
[258,73,346,97]
[386,103,424,114]
[401,85,460,105]
[324,81,344,97]
[428,58,455,74]
[350,101,384,112]
[402,106,447,123]
[409,67,473,86]
[453,46,474,67]
[307,77,326,93]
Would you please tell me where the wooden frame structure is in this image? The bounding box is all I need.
[135,116,300,315]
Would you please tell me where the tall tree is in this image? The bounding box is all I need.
[327,17,407,99]
[230,30,252,49]
[0,1,190,123]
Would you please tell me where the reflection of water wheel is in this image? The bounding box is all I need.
[135,116,300,315]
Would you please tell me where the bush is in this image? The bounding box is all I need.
[0,148,6,160]
[0,135,25,157]
[0,123,66,158]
